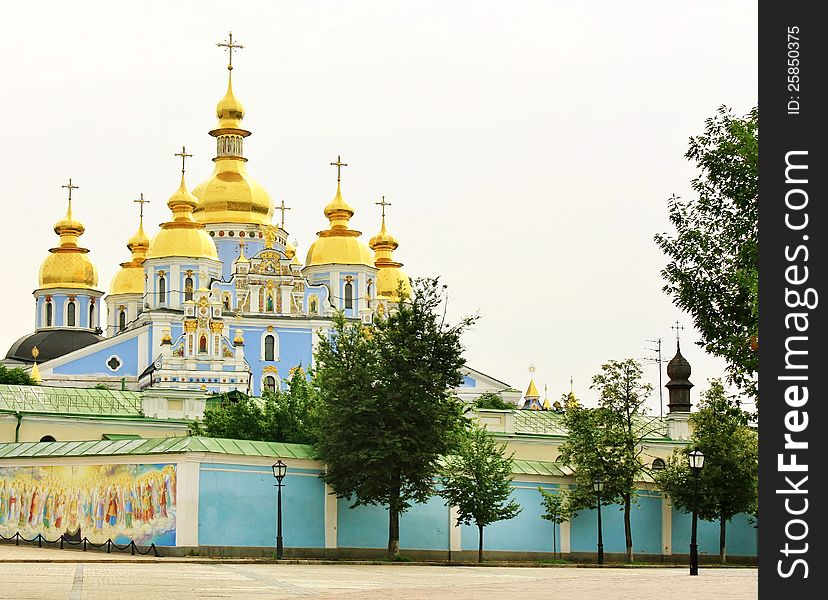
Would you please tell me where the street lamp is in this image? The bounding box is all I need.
[272,460,287,559]
[593,477,605,565]
[688,449,705,576]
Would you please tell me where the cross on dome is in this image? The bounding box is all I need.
[133,193,150,221]
[175,146,193,174]
[671,320,685,350]
[277,200,292,229]
[376,195,391,218]
[217,31,244,71]
[330,155,348,183]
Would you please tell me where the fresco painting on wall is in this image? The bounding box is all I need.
[0,463,176,546]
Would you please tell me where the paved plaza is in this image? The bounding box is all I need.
[0,545,757,600]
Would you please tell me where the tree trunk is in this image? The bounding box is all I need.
[553,522,557,558]
[719,512,727,564]
[623,493,633,563]
[478,524,484,563]
[387,505,400,559]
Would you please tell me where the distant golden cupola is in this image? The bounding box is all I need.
[368,198,411,300]
[110,196,151,295]
[192,34,273,226]
[38,180,99,290]
[305,159,375,267]
[148,166,218,260]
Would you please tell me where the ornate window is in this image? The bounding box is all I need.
[184,276,194,301]
[118,308,126,332]
[199,334,208,354]
[45,301,53,327]
[344,282,353,309]
[264,334,275,361]
[264,375,276,394]
[89,303,95,328]
[158,276,166,304]
[67,301,76,327]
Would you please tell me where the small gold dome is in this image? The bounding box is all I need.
[305,184,374,267]
[215,75,245,131]
[369,213,410,300]
[148,175,218,260]
[110,217,150,295]
[38,201,98,290]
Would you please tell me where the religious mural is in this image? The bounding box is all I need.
[0,463,176,546]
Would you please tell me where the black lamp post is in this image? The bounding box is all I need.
[688,449,705,576]
[593,477,605,565]
[272,460,287,560]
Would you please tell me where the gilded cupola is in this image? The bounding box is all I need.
[38,179,99,290]
[305,157,375,268]
[368,197,411,300]
[192,32,273,226]
[110,195,151,295]
[148,152,218,260]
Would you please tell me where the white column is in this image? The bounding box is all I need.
[176,460,200,547]
[324,483,338,550]
[662,495,672,555]
[280,286,292,315]
[449,505,462,552]
[170,264,181,309]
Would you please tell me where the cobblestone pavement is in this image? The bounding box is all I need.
[0,546,757,600]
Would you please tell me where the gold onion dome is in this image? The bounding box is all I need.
[305,182,375,267]
[110,213,150,295]
[192,67,273,226]
[148,174,218,260]
[38,186,98,290]
[369,212,411,300]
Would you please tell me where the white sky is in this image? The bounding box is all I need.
[0,1,757,414]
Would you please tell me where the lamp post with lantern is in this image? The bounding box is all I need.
[593,477,605,565]
[688,449,705,575]
[272,460,287,560]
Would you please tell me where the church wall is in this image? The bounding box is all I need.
[197,462,326,548]
[671,508,757,557]
[247,327,313,396]
[11,416,188,444]
[52,335,139,377]
[569,491,663,555]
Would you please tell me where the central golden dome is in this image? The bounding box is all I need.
[148,174,218,260]
[192,70,273,226]
[305,183,375,267]
[38,196,98,290]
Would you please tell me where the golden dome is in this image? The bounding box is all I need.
[369,211,411,301]
[38,196,98,290]
[148,175,218,260]
[305,183,375,267]
[110,214,150,296]
[192,67,273,226]
[524,378,540,400]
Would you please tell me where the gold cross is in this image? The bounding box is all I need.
[62,178,78,208]
[217,31,244,71]
[134,193,150,220]
[277,200,292,229]
[330,155,348,183]
[528,364,536,374]
[175,146,193,174]
[375,195,391,218]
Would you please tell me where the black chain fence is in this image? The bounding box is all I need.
[0,530,158,556]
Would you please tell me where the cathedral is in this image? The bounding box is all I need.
[2,36,509,403]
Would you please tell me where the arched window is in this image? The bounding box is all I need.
[67,301,76,327]
[264,375,276,394]
[45,301,53,327]
[344,282,353,309]
[158,276,166,304]
[184,277,194,301]
[264,335,275,361]
[366,282,372,299]
[199,334,208,354]
[89,303,95,328]
[118,309,126,332]
[39,435,57,443]
[652,458,666,471]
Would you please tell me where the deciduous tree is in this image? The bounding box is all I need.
[539,487,571,558]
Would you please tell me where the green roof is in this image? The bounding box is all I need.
[511,459,567,477]
[0,436,317,461]
[0,385,143,416]
[510,409,672,442]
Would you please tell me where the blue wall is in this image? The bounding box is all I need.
[53,334,139,376]
[198,463,326,548]
[671,509,757,557]
[336,495,450,550]
[570,493,662,555]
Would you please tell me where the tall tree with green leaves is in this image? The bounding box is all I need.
[655,379,758,563]
[539,487,571,558]
[558,359,661,562]
[473,392,514,410]
[0,365,39,386]
[314,278,475,559]
[439,424,521,562]
[654,105,758,401]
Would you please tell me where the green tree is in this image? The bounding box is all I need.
[539,487,571,558]
[473,392,514,410]
[558,359,660,563]
[439,424,521,562]
[199,393,266,440]
[654,105,758,401]
[0,365,39,386]
[655,379,758,563]
[314,278,474,559]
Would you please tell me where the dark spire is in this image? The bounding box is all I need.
[665,340,693,413]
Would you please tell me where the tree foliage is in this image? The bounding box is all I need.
[473,392,514,410]
[655,379,757,563]
[0,365,39,386]
[197,368,317,444]
[439,424,522,562]
[539,487,571,557]
[313,278,475,558]
[558,359,660,562]
[654,105,758,400]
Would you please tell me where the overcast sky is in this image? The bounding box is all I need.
[1,1,757,413]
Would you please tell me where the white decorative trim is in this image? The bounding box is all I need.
[260,331,280,362]
[105,354,123,372]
